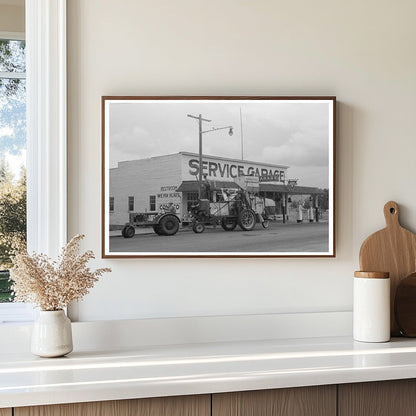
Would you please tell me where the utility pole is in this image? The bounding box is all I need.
[240,107,244,160]
[188,113,233,198]
[187,114,211,198]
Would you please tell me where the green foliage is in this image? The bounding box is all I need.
[0,39,25,73]
[0,39,27,302]
[0,160,26,269]
[0,270,13,302]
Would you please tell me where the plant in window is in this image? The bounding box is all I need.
[9,234,111,357]
[10,234,111,311]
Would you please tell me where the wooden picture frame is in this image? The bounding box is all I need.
[102,96,336,258]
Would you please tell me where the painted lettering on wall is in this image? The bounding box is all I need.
[157,192,181,198]
[188,159,286,183]
[160,185,178,191]
[157,184,181,214]
[157,185,180,199]
[159,203,180,211]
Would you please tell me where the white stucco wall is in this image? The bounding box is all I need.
[67,0,416,322]
[109,154,183,227]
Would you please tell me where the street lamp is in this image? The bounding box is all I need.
[187,113,233,198]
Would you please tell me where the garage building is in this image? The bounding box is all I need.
[109,152,322,230]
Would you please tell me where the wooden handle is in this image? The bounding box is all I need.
[384,201,400,228]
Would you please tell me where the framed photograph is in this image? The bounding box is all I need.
[102,96,335,258]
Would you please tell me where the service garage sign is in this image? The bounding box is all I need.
[181,152,288,183]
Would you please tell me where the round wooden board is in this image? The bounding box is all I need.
[359,201,416,335]
[395,273,416,337]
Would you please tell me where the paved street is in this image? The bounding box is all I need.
[109,221,329,253]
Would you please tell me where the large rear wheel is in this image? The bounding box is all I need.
[262,220,270,229]
[158,215,179,236]
[221,217,238,231]
[153,224,163,235]
[238,209,256,231]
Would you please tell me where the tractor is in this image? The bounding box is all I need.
[121,204,181,238]
[189,175,271,234]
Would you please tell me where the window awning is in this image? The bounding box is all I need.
[259,183,323,195]
[177,181,323,195]
[176,180,239,192]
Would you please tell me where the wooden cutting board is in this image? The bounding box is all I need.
[395,272,416,337]
[359,201,416,335]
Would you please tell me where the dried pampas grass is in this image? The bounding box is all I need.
[10,234,111,311]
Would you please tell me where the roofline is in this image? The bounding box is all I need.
[113,152,290,169]
[179,152,289,169]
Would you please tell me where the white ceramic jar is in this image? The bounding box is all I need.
[353,271,390,343]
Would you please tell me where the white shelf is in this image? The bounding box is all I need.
[2,336,416,408]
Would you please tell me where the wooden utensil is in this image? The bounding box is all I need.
[359,201,416,335]
[395,272,416,337]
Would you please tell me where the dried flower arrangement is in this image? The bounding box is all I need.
[10,234,111,311]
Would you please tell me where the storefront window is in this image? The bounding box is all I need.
[187,192,198,212]
[128,196,134,211]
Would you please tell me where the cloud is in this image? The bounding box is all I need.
[107,100,332,185]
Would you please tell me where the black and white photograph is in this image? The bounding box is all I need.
[102,97,335,257]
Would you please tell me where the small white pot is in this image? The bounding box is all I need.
[31,310,73,357]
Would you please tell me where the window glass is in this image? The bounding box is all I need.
[0,39,25,73]
[0,38,27,303]
[128,196,134,211]
[149,195,156,211]
[187,192,198,212]
[109,196,114,212]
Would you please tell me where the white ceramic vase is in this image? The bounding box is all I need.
[31,310,73,357]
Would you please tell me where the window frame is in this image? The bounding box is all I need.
[0,32,27,312]
[26,0,67,258]
[149,195,156,211]
[0,31,25,41]
[128,196,134,212]
[0,1,67,324]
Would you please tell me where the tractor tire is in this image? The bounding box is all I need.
[238,209,256,231]
[221,217,238,231]
[123,225,135,238]
[153,224,163,235]
[262,220,270,229]
[158,215,179,236]
[192,222,205,233]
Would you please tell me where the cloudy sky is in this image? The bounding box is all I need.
[108,99,332,188]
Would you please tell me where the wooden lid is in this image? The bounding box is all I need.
[354,271,389,279]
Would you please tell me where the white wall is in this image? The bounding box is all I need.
[67,0,416,322]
